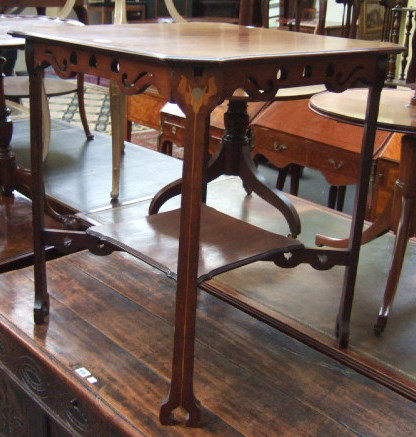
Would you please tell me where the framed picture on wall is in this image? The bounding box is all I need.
[359,0,385,39]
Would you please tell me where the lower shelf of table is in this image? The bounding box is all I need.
[86,204,304,283]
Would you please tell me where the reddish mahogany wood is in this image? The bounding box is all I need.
[252,99,392,187]
[87,204,303,282]
[16,21,404,426]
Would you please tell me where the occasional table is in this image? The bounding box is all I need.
[311,87,416,334]
[11,22,402,426]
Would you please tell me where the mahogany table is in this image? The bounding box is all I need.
[11,22,402,426]
[310,88,416,334]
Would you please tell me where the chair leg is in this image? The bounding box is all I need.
[109,81,125,201]
[289,164,302,195]
[126,120,132,142]
[276,166,290,190]
[276,164,302,196]
[77,73,94,141]
[335,185,346,211]
[328,185,347,211]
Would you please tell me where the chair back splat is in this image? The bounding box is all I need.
[382,0,416,88]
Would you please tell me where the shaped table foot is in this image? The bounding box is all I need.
[160,393,201,427]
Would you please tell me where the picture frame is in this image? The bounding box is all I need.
[359,0,385,39]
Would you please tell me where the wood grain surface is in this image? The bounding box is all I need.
[0,249,415,436]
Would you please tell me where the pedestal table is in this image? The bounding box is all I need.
[311,87,416,334]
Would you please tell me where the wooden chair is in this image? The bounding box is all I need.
[381,0,416,88]
[71,0,145,201]
[1,0,93,154]
[0,0,89,23]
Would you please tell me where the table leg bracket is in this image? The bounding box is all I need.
[272,247,350,270]
[43,229,120,256]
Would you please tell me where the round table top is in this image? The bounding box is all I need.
[310,88,416,135]
[0,15,82,48]
[3,76,78,98]
[229,84,327,102]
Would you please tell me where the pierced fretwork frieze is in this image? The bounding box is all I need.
[33,43,172,98]
[222,56,387,100]
[33,43,387,104]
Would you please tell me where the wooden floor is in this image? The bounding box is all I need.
[1,248,416,436]
[84,177,416,403]
[1,120,416,436]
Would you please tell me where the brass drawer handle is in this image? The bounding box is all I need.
[273,142,288,152]
[328,158,344,170]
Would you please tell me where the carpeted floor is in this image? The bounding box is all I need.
[21,79,159,145]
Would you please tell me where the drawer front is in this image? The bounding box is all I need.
[160,120,219,156]
[308,144,359,186]
[0,327,130,437]
[252,126,307,168]
[161,120,186,146]
[253,126,360,186]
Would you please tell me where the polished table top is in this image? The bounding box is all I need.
[310,88,416,134]
[10,22,401,63]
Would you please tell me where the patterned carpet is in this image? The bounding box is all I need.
[21,80,159,146]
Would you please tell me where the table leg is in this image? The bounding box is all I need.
[159,78,214,427]
[374,197,415,333]
[315,200,393,248]
[0,57,16,196]
[149,99,301,237]
[77,74,94,141]
[335,85,383,348]
[374,134,416,334]
[109,81,125,201]
[317,133,416,336]
[28,55,49,324]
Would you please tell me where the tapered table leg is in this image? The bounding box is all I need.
[374,134,416,333]
[159,70,216,427]
[109,81,125,201]
[0,57,16,195]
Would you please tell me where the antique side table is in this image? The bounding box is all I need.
[311,88,416,335]
[11,22,402,426]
